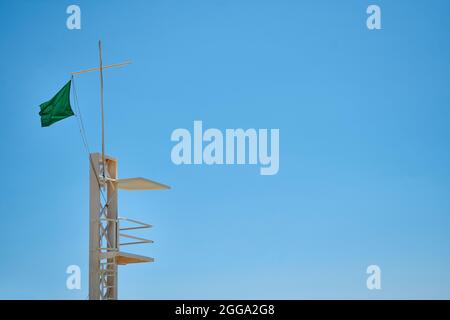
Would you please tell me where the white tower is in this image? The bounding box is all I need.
[70,41,170,300]
[88,153,169,300]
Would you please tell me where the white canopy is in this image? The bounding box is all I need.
[115,177,170,191]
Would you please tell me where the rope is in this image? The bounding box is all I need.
[71,75,107,203]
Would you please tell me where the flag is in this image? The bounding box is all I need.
[39,80,74,127]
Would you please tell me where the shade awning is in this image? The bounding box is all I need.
[115,177,170,191]
[100,251,154,265]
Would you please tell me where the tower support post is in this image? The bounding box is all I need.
[89,153,101,300]
[105,157,118,299]
[89,153,119,300]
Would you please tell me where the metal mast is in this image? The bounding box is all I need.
[98,41,106,178]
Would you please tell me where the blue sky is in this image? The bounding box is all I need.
[1,0,450,299]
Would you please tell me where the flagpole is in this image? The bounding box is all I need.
[99,40,105,178]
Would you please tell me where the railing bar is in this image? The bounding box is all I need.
[118,217,152,227]
[119,233,150,241]
[120,241,153,246]
[119,226,151,231]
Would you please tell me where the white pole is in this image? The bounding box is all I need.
[99,40,105,177]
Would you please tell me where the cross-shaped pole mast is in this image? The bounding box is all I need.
[71,40,131,176]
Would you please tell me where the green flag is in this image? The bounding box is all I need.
[39,80,74,127]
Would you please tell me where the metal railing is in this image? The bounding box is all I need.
[118,217,153,247]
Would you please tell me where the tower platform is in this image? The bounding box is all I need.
[100,251,154,265]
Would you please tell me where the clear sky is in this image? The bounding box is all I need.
[0,0,450,299]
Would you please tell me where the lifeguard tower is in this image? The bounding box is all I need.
[88,153,170,300]
[69,41,171,300]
